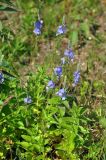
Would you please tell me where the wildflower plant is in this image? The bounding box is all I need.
[1,2,103,160]
[0,13,83,159]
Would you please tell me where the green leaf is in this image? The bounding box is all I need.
[30,144,41,152]
[0,21,3,32]
[17,121,25,129]
[62,100,70,109]
[0,100,3,106]
[59,106,65,117]
[0,152,3,158]
[1,105,11,117]
[46,106,58,115]
[0,5,17,12]
[0,0,13,6]
[100,118,106,128]
[71,30,78,46]
[0,58,19,77]
[35,155,46,160]
[56,131,75,153]
[81,21,90,37]
[2,68,17,78]
[18,142,31,150]
[48,97,59,105]
[21,135,32,142]
[79,126,89,134]
[80,81,89,97]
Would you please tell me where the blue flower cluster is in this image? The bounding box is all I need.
[33,18,66,36]
[45,47,80,100]
[24,17,80,103]
[0,17,80,105]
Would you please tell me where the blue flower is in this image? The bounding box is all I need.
[64,49,74,61]
[33,20,43,35]
[54,67,62,77]
[0,72,4,84]
[33,28,41,35]
[46,80,55,91]
[56,88,66,100]
[61,57,66,65]
[56,25,66,36]
[34,20,43,29]
[73,71,80,86]
[24,96,32,104]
